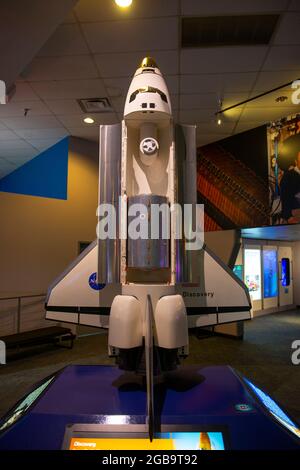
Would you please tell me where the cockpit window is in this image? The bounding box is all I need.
[129,87,168,104]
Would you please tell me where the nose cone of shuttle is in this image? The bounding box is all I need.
[124,57,172,120]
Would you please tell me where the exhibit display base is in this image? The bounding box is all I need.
[0,365,299,450]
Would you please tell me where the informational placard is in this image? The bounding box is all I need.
[63,425,228,451]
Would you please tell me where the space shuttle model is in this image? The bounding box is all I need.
[46,58,251,374]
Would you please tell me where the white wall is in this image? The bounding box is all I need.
[0,137,99,335]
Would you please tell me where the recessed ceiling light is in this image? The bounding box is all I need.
[115,0,133,8]
[84,117,95,124]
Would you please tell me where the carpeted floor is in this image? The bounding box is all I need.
[0,309,300,422]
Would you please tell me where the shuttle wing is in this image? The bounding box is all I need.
[178,245,252,329]
[45,241,121,329]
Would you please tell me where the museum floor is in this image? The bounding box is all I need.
[0,309,300,422]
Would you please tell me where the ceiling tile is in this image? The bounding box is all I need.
[263,45,300,70]
[45,99,83,115]
[197,134,230,147]
[75,0,179,22]
[181,47,268,74]
[166,76,179,95]
[29,79,107,100]
[95,50,179,77]
[37,24,89,57]
[0,140,35,151]
[247,89,299,107]
[180,93,219,110]
[14,128,69,140]
[180,73,257,94]
[253,70,300,91]
[67,126,100,142]
[0,101,52,118]
[273,13,300,45]
[0,130,19,140]
[110,96,125,114]
[62,10,77,24]
[0,121,8,130]
[103,75,179,99]
[104,77,131,98]
[218,106,244,122]
[0,148,38,160]
[25,138,64,151]
[289,0,300,10]
[82,18,178,53]
[10,83,40,102]
[180,109,216,124]
[195,122,236,134]
[21,56,99,81]
[239,106,298,122]
[2,115,64,130]
[222,92,250,109]
[181,0,288,15]
[0,161,17,178]
[57,113,117,128]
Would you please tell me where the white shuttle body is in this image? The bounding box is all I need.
[46,58,251,373]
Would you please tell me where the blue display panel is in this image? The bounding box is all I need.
[281,258,290,287]
[233,265,243,281]
[0,376,55,433]
[263,250,278,298]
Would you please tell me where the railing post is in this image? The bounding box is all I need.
[17,297,21,334]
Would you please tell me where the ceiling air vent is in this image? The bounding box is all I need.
[78,97,113,113]
[182,15,280,48]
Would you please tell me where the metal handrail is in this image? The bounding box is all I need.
[0,293,46,334]
[0,293,45,301]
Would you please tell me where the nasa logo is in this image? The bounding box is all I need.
[235,404,253,412]
[88,273,106,291]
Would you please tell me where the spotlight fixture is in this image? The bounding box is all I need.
[115,0,133,8]
[275,96,288,103]
[216,98,223,126]
[84,117,95,124]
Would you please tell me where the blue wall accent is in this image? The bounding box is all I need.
[0,137,69,200]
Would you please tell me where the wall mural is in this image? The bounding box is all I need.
[197,126,269,231]
[198,115,300,231]
[268,114,300,225]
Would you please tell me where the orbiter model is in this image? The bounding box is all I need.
[46,57,251,379]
